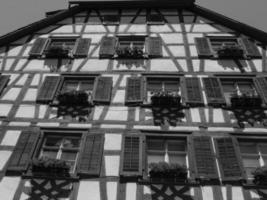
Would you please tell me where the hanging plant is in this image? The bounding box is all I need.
[116,46,144,58]
[217,44,244,58]
[252,166,267,185]
[151,91,181,107]
[45,46,70,58]
[230,91,262,108]
[57,90,91,106]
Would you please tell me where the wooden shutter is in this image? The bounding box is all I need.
[36,76,62,104]
[77,134,104,177]
[93,77,113,104]
[202,77,226,106]
[190,136,218,180]
[99,36,117,58]
[145,37,163,58]
[0,75,10,95]
[239,38,262,59]
[29,38,49,57]
[120,135,143,177]
[73,38,91,57]
[6,130,40,175]
[254,77,267,104]
[125,77,144,105]
[214,137,245,181]
[195,37,214,58]
[183,77,204,106]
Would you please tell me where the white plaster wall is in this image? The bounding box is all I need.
[1,88,21,101]
[1,130,21,146]
[105,155,120,176]
[0,151,12,170]
[104,134,122,150]
[0,104,12,117]
[150,59,178,71]
[0,177,20,200]
[126,183,137,200]
[112,90,126,103]
[7,46,22,57]
[80,59,109,71]
[77,181,100,200]
[107,182,117,200]
[160,33,183,44]
[105,107,128,121]
[23,89,37,101]
[185,24,220,32]
[15,105,35,118]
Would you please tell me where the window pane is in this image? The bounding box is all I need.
[238,82,255,95]
[222,82,235,93]
[169,154,186,166]
[147,153,165,164]
[62,81,78,92]
[245,167,257,179]
[260,144,267,154]
[61,151,78,161]
[164,81,179,92]
[242,156,260,168]
[41,150,58,159]
[79,80,94,91]
[167,140,186,152]
[147,139,165,151]
[44,137,62,147]
[239,142,258,154]
[147,80,162,92]
[63,138,81,148]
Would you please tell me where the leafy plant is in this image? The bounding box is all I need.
[230,91,262,108]
[151,91,181,107]
[217,44,244,58]
[116,46,144,58]
[57,90,91,105]
[45,46,70,57]
[252,166,267,184]
[148,162,187,179]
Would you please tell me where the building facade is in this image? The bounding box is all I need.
[0,0,267,199]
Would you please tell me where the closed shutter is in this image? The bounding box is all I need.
[36,76,62,104]
[29,38,50,57]
[125,77,144,105]
[202,77,226,106]
[215,137,245,181]
[254,77,267,104]
[145,37,163,58]
[191,136,218,180]
[239,38,262,59]
[99,36,117,58]
[77,134,104,177]
[73,38,91,57]
[183,77,204,106]
[6,130,40,175]
[0,75,10,95]
[195,38,214,58]
[93,77,113,104]
[120,135,142,177]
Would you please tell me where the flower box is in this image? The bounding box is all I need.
[116,46,144,59]
[217,44,244,58]
[151,91,181,107]
[45,46,70,58]
[252,166,267,185]
[31,157,70,177]
[230,93,262,108]
[148,162,187,183]
[57,90,91,106]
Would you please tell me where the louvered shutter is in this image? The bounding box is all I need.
[29,38,49,57]
[6,130,40,175]
[125,77,144,105]
[191,136,218,180]
[183,77,204,106]
[36,76,62,104]
[203,77,226,106]
[254,77,267,104]
[73,38,91,57]
[99,36,117,58]
[0,75,10,95]
[120,135,142,177]
[215,137,245,182]
[93,77,113,104]
[195,38,214,58]
[77,134,104,177]
[239,38,262,59]
[145,37,163,58]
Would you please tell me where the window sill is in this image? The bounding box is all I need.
[138,177,196,186]
[22,172,79,181]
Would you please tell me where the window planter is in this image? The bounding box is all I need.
[31,157,70,178]
[57,90,92,106]
[252,166,267,185]
[116,46,144,59]
[217,44,244,58]
[230,93,262,108]
[44,46,71,58]
[151,91,181,107]
[148,162,187,184]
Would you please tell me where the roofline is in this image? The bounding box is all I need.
[0,5,83,47]
[189,5,267,45]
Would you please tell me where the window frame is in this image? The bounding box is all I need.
[146,13,165,25]
[102,14,120,25]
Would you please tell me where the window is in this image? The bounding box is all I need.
[209,37,239,52]
[146,137,187,171]
[147,14,165,25]
[38,134,82,173]
[239,140,267,178]
[103,15,120,25]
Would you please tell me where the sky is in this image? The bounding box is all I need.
[0,0,266,36]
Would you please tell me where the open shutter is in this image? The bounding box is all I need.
[77,134,104,177]
[73,38,91,57]
[93,77,113,104]
[99,36,117,58]
[203,77,226,106]
[36,76,62,104]
[29,38,49,57]
[125,77,144,105]
[254,77,267,104]
[215,137,245,182]
[239,38,262,59]
[0,75,10,95]
[145,37,162,58]
[183,77,204,106]
[191,136,218,181]
[6,130,40,175]
[195,37,213,58]
[120,135,143,177]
